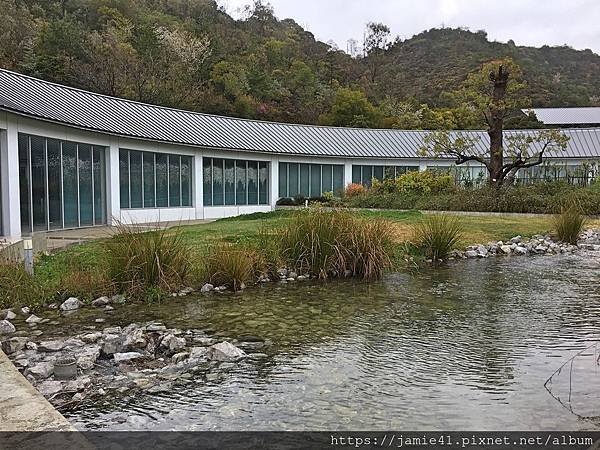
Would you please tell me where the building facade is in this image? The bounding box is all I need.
[1,69,600,239]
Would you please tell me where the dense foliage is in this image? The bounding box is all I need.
[2,0,599,129]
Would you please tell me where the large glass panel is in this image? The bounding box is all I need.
[333,165,344,194]
[212,158,224,206]
[30,136,46,231]
[373,165,384,181]
[385,166,396,179]
[156,153,169,207]
[78,144,93,226]
[129,150,143,208]
[299,164,309,196]
[247,161,258,205]
[18,134,31,234]
[63,142,78,227]
[352,165,361,184]
[225,159,236,205]
[119,150,129,209]
[235,160,247,205]
[310,164,321,197]
[202,157,212,206]
[143,152,155,208]
[181,156,192,207]
[169,155,181,207]
[278,162,288,198]
[361,165,373,187]
[259,162,268,205]
[47,139,62,229]
[93,147,105,225]
[322,164,333,193]
[288,163,299,197]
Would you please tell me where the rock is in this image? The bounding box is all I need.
[21,307,30,315]
[97,388,106,396]
[26,341,38,351]
[91,296,110,307]
[297,275,307,281]
[4,310,16,321]
[103,326,122,335]
[81,332,102,344]
[206,341,246,362]
[47,303,57,309]
[123,326,146,350]
[113,352,144,363]
[25,314,43,324]
[277,268,288,278]
[171,352,189,363]
[37,380,64,397]
[1,337,28,354]
[102,334,124,355]
[535,245,548,253]
[104,305,114,311]
[476,245,488,257]
[76,346,100,370]
[27,361,54,380]
[288,271,298,279]
[38,340,65,352]
[188,347,209,364]
[238,282,246,290]
[111,294,126,304]
[514,246,528,255]
[465,250,478,258]
[160,333,186,353]
[95,318,105,323]
[146,323,166,332]
[72,393,85,402]
[500,245,512,255]
[510,236,522,244]
[60,297,81,311]
[286,277,295,282]
[0,320,16,335]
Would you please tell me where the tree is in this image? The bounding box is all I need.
[420,59,569,187]
[363,22,390,82]
[319,87,381,128]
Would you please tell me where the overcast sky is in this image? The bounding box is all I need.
[219,0,600,54]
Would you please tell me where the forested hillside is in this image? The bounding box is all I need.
[2,0,599,129]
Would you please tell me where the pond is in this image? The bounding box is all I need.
[60,252,600,431]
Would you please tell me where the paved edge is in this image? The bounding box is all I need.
[0,348,75,431]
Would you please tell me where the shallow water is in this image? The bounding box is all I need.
[56,252,600,430]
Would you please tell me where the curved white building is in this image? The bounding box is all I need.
[1,68,599,239]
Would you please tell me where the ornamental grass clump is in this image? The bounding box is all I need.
[412,214,464,262]
[202,244,264,291]
[553,202,586,244]
[106,223,190,299]
[0,262,51,309]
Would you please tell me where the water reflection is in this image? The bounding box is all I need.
[56,252,600,430]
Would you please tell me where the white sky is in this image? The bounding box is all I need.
[218,0,600,54]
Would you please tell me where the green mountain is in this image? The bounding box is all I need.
[1,0,599,128]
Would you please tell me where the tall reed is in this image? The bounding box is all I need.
[554,203,585,244]
[202,244,263,291]
[412,214,463,262]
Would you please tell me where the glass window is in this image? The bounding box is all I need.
[278,162,288,198]
[63,142,78,227]
[248,161,258,205]
[18,135,31,234]
[156,153,169,207]
[352,165,361,184]
[181,156,192,207]
[235,160,247,205]
[129,150,143,208]
[78,144,93,226]
[93,147,105,225]
[385,166,395,179]
[169,155,181,207]
[310,164,321,197]
[212,158,224,206]
[299,164,310,196]
[288,163,299,197]
[361,165,373,187]
[333,165,344,194]
[47,139,62,229]
[259,162,268,205]
[143,152,155,208]
[373,165,384,181]
[202,157,212,206]
[225,159,235,205]
[322,165,333,193]
[119,150,129,209]
[30,136,46,231]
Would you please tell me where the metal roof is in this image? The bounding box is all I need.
[524,107,600,125]
[1,68,600,159]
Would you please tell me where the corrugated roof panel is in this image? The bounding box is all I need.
[525,107,600,125]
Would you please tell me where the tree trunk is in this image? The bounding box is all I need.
[488,65,509,187]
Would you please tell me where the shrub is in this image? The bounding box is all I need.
[0,262,51,309]
[393,170,456,195]
[344,183,366,198]
[412,214,464,262]
[553,203,586,244]
[105,224,190,300]
[202,244,263,291]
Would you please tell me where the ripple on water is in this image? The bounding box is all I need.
[61,252,600,431]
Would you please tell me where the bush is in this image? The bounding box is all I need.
[412,214,464,262]
[553,203,586,244]
[0,262,51,310]
[344,183,366,198]
[374,170,456,195]
[105,224,190,300]
[202,244,264,291]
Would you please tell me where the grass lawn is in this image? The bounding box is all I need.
[33,208,599,289]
